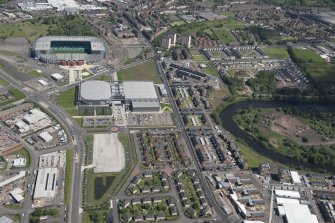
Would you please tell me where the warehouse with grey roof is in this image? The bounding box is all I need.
[78,80,160,112]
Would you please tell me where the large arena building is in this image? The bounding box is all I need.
[78,80,160,112]
[32,36,106,65]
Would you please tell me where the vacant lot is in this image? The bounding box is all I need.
[117,60,162,83]
[0,22,49,43]
[93,133,125,173]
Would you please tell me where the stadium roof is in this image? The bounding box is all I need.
[33,36,105,52]
[80,81,112,101]
[123,81,158,100]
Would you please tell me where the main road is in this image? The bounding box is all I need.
[156,61,233,222]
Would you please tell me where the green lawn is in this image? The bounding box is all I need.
[170,20,185,26]
[263,47,289,59]
[27,70,46,78]
[212,28,236,43]
[56,88,78,116]
[301,63,335,82]
[64,149,73,205]
[0,77,25,107]
[117,60,162,83]
[290,48,325,63]
[289,48,335,82]
[235,140,273,168]
[198,62,220,77]
[0,22,49,43]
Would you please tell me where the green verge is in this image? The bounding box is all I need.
[65,149,74,205]
[262,47,289,59]
[56,87,79,116]
[6,148,31,167]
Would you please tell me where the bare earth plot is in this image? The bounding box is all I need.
[269,112,335,146]
[93,133,125,173]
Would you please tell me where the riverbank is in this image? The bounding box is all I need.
[219,100,335,174]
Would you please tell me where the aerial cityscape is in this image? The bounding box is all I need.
[0,0,335,223]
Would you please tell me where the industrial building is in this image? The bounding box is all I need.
[33,168,59,201]
[32,36,106,64]
[0,171,26,188]
[78,80,160,112]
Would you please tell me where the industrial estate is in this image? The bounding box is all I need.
[0,0,335,223]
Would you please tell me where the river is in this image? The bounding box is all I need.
[219,100,335,173]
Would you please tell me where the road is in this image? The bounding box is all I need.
[0,61,86,223]
[156,60,233,222]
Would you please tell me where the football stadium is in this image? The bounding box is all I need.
[32,36,106,65]
[78,80,160,112]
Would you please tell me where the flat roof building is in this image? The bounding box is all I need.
[0,216,14,223]
[10,188,24,203]
[290,171,301,184]
[39,132,53,142]
[23,109,47,125]
[282,203,318,223]
[34,168,59,201]
[0,171,26,188]
[13,158,27,167]
[274,190,300,199]
[78,81,160,112]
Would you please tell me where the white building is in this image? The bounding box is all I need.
[0,171,26,188]
[51,73,63,81]
[0,216,14,223]
[23,109,47,125]
[38,79,49,86]
[274,190,301,199]
[10,188,24,203]
[13,158,27,167]
[282,203,318,223]
[290,171,301,184]
[34,168,59,201]
[38,132,53,142]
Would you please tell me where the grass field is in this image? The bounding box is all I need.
[289,48,335,82]
[0,22,49,43]
[117,60,162,83]
[189,49,206,61]
[290,48,325,63]
[212,28,236,43]
[0,77,25,107]
[56,88,78,116]
[171,18,246,36]
[64,149,73,205]
[263,47,289,59]
[235,140,273,168]
[198,62,220,77]
[170,20,185,26]
[27,70,46,78]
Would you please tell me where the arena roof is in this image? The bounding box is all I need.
[80,81,112,101]
[123,81,158,100]
[33,36,105,52]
